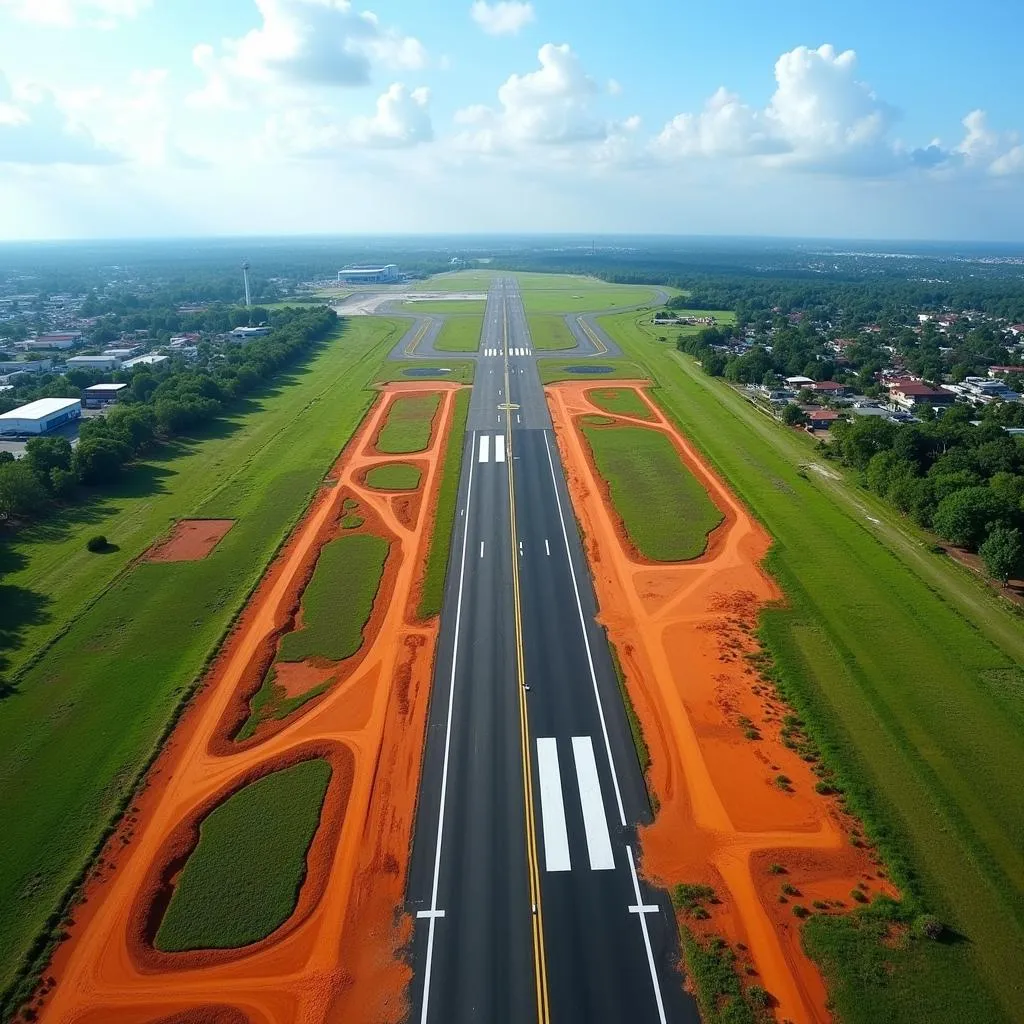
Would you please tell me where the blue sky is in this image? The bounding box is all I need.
[0,0,1022,241]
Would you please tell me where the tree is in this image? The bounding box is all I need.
[932,486,1008,550]
[979,525,1023,584]
[781,403,808,426]
[72,436,130,485]
[23,435,73,486]
[0,461,49,519]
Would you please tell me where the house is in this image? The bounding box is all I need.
[806,409,842,430]
[785,375,816,388]
[809,381,848,397]
[989,366,1024,377]
[889,381,957,411]
[1006,325,1024,338]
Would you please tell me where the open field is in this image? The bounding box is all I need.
[413,270,497,292]
[520,283,661,313]
[580,422,723,561]
[399,299,486,314]
[373,360,475,385]
[277,534,389,663]
[599,310,1024,1022]
[538,358,649,384]
[526,313,577,350]
[36,384,459,1022]
[0,319,402,1008]
[365,463,421,491]
[588,386,657,420]
[418,388,469,620]
[375,393,441,454]
[156,759,332,952]
[435,315,483,352]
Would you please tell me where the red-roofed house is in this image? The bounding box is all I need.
[809,380,849,397]
[889,381,956,411]
[989,366,1024,378]
[806,409,842,430]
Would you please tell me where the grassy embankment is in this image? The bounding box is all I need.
[434,315,483,353]
[526,314,577,350]
[156,759,332,951]
[419,389,470,620]
[0,318,403,1015]
[588,386,656,420]
[376,393,441,455]
[373,360,475,386]
[580,423,723,561]
[365,463,421,491]
[601,310,1024,1023]
[537,359,648,384]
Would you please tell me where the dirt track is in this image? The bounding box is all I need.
[548,383,894,1023]
[36,383,461,1024]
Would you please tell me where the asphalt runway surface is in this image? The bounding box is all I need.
[405,279,699,1023]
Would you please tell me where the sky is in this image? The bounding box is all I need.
[1,0,1023,242]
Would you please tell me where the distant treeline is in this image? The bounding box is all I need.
[0,307,339,526]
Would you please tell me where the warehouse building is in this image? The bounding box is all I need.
[67,355,120,371]
[82,383,129,408]
[0,397,82,436]
[122,353,169,370]
[337,264,399,284]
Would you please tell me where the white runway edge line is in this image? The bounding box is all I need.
[478,434,490,464]
[627,845,668,1024]
[418,432,477,1024]
[572,737,615,870]
[536,738,572,872]
[542,431,626,826]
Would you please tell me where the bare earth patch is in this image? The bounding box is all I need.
[146,520,235,563]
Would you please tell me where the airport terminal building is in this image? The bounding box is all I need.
[337,264,399,284]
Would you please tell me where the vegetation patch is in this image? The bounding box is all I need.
[277,534,389,663]
[527,313,577,350]
[680,930,772,1024]
[155,759,332,951]
[588,386,655,420]
[418,389,470,619]
[435,315,483,352]
[235,669,331,742]
[581,423,723,561]
[374,361,475,385]
[538,358,649,384]
[399,299,486,314]
[601,308,1024,1022]
[365,463,422,491]
[376,393,441,454]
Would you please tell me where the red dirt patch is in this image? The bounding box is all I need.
[146,520,235,563]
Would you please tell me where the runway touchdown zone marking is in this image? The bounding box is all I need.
[572,736,615,871]
[536,738,571,873]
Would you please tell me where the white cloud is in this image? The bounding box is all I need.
[654,44,899,173]
[0,0,150,28]
[0,71,121,164]
[909,110,1024,178]
[190,0,426,104]
[260,82,432,157]
[456,43,608,151]
[470,1,535,36]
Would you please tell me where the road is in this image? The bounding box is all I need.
[406,278,699,1023]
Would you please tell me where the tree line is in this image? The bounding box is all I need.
[0,307,339,526]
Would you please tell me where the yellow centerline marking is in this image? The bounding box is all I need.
[504,291,552,1024]
[405,318,431,356]
[577,315,608,355]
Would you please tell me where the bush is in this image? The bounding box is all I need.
[793,904,811,919]
[86,535,108,553]
[912,913,945,940]
[768,862,785,875]
[747,984,770,1008]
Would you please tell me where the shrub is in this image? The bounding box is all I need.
[912,913,945,940]
[815,780,836,795]
[851,888,869,904]
[774,774,792,790]
[86,535,108,553]
[781,883,801,897]
[747,984,770,1008]
[793,905,811,919]
[768,862,785,875]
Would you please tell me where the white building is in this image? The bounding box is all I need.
[0,359,51,374]
[337,264,399,284]
[0,397,82,435]
[22,332,82,351]
[82,383,129,408]
[103,347,140,359]
[66,355,120,371]
[229,326,272,341]
[121,353,169,370]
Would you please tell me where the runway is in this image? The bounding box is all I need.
[406,278,699,1023]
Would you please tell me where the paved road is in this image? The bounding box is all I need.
[406,278,698,1023]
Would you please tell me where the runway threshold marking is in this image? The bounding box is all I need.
[418,432,478,1024]
[572,736,615,870]
[504,289,552,1024]
[478,435,490,463]
[536,738,571,872]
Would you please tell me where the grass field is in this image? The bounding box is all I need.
[277,534,389,663]
[365,463,421,491]
[156,759,332,951]
[373,360,475,385]
[235,668,331,742]
[400,300,486,314]
[376,393,441,454]
[413,270,496,292]
[0,318,401,1011]
[538,359,649,384]
[588,386,656,420]
[601,310,1024,1022]
[418,388,470,620]
[514,272,661,313]
[581,423,723,561]
[526,313,577,350]
[435,315,483,352]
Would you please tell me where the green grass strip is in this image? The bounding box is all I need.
[527,313,577,350]
[373,360,475,385]
[435,315,483,352]
[418,389,470,619]
[376,393,442,454]
[235,669,331,742]
[537,358,649,384]
[277,534,388,663]
[588,386,655,420]
[581,423,723,561]
[365,463,422,491]
[680,929,770,1024]
[155,759,331,951]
